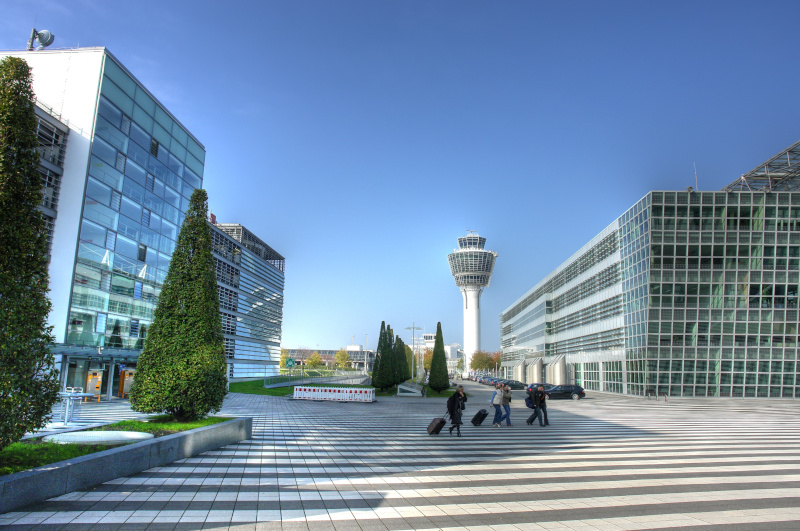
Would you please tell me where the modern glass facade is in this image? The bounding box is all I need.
[211,223,285,379]
[66,55,205,352]
[501,142,800,399]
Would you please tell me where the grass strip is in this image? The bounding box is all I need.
[229,380,293,396]
[1,415,233,476]
[0,440,114,477]
[92,415,231,437]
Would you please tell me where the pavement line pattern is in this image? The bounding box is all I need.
[1,382,799,530]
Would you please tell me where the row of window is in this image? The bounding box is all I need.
[651,268,799,285]
[501,232,619,323]
[652,205,800,219]
[651,217,800,232]
[652,230,800,246]
[651,191,800,206]
[654,244,800,257]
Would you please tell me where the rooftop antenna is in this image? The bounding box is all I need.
[27,28,55,50]
[694,162,699,191]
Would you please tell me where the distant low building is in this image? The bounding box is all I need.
[285,347,374,370]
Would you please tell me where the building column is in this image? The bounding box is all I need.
[106,360,115,401]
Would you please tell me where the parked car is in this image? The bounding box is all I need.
[545,385,585,400]
[498,379,526,389]
[526,383,549,392]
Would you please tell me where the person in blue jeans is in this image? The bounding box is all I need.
[526,384,547,426]
[501,384,513,426]
[490,383,507,427]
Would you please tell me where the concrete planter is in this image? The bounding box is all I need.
[0,417,251,514]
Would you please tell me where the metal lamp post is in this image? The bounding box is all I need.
[405,324,421,382]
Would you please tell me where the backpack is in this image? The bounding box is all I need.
[524,395,534,409]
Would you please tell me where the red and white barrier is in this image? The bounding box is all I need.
[292,386,376,402]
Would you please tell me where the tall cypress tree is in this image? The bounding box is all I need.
[0,57,60,451]
[130,189,227,421]
[380,325,395,388]
[392,336,409,385]
[370,321,387,390]
[428,322,450,394]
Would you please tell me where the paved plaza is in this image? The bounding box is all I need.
[2,381,800,530]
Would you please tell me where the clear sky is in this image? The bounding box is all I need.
[3,1,800,352]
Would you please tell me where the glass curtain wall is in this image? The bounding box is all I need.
[66,55,205,350]
[644,190,799,398]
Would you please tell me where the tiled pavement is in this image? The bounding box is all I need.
[2,381,800,530]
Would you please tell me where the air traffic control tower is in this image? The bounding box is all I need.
[448,233,497,376]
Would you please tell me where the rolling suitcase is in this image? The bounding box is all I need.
[471,409,489,426]
[428,417,447,435]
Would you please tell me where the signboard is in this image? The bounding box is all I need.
[286,358,295,368]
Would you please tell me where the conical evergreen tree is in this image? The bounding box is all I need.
[380,325,395,388]
[428,322,450,394]
[370,321,388,390]
[0,57,60,451]
[130,189,227,421]
[392,336,408,385]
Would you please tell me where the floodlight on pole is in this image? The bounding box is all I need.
[27,28,55,51]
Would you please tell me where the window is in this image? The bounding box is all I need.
[115,234,139,260]
[95,313,107,334]
[80,219,107,247]
[91,136,117,167]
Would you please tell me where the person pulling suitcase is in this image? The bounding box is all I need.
[446,385,467,436]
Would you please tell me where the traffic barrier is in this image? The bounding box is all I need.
[292,386,376,402]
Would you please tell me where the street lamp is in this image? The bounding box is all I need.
[405,324,422,382]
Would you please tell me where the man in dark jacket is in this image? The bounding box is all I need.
[526,385,546,426]
[537,384,550,426]
[447,385,467,436]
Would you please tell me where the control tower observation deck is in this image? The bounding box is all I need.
[447,233,497,376]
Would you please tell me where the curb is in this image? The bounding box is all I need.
[0,417,252,514]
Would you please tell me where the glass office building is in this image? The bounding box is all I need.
[211,223,285,379]
[0,48,206,396]
[501,140,800,399]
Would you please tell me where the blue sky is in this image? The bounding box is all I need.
[3,1,800,352]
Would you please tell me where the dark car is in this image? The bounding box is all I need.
[526,383,549,392]
[500,379,526,390]
[546,385,585,400]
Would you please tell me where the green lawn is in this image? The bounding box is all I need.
[91,415,231,437]
[0,415,233,476]
[229,380,293,396]
[422,384,461,398]
[0,440,117,477]
[230,379,462,398]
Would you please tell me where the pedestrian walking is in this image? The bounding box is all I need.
[538,384,550,426]
[501,384,513,426]
[490,382,507,427]
[526,385,546,426]
[447,385,467,436]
